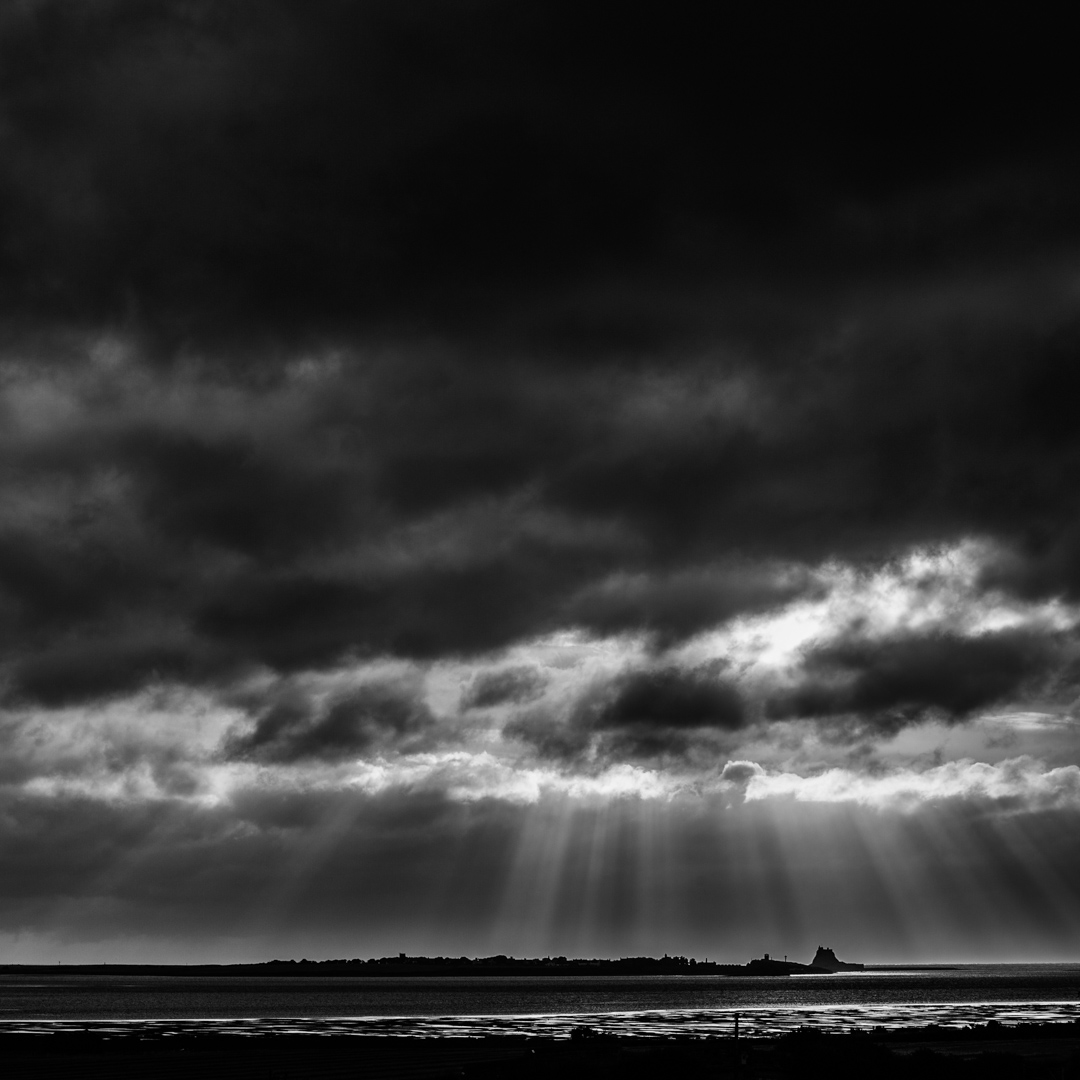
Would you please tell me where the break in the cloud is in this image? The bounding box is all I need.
[731,757,1080,815]
[1,2,1080,960]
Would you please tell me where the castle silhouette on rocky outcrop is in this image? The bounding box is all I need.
[744,946,865,975]
[810,946,864,972]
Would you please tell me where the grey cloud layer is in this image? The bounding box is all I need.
[766,630,1064,728]
[4,303,1080,730]
[228,679,438,764]
[0,3,1079,746]
[507,666,745,765]
[461,666,548,711]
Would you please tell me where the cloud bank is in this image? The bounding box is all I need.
[1,2,1080,960]
[738,758,1080,814]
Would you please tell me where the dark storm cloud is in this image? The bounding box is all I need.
[594,668,744,731]
[228,679,437,763]
[8,638,198,708]
[1,2,1074,338]
[461,666,547,710]
[503,708,593,764]
[507,666,745,763]
[564,565,817,647]
[0,1,1078,717]
[587,666,745,760]
[194,550,601,668]
[0,0,663,334]
[766,630,1059,729]
[124,430,352,559]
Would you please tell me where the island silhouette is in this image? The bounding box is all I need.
[810,946,865,972]
[742,946,865,975]
[0,947,872,978]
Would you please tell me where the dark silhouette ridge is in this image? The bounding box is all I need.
[0,949,882,979]
[0,956,738,978]
[811,946,866,972]
[744,952,830,976]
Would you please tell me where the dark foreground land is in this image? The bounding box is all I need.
[3,1024,1080,1080]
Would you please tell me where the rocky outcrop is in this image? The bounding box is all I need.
[810,946,864,972]
[737,948,865,976]
[746,956,826,975]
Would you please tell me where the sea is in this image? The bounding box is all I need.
[3,966,1080,1038]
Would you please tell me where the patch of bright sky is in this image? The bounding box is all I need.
[750,712,1080,777]
[743,756,1080,814]
[677,538,1080,681]
[6,683,236,771]
[423,538,1080,733]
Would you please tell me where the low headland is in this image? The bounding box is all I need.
[0,945,949,978]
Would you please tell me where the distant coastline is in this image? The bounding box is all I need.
[1,957,743,978]
[0,949,956,978]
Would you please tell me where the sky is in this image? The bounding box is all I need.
[1,2,1080,965]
